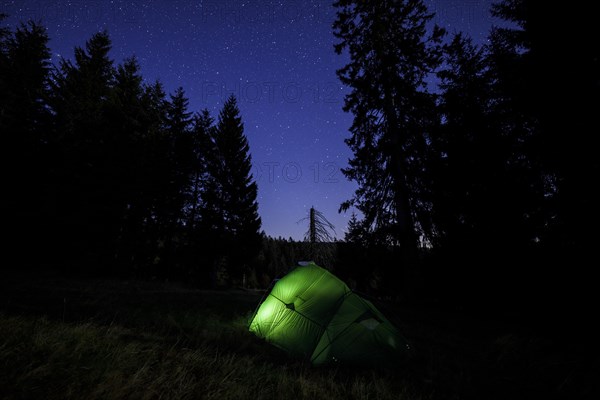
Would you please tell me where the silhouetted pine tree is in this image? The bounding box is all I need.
[49,31,117,267]
[165,86,193,216]
[432,34,495,249]
[344,212,366,245]
[199,108,225,242]
[0,15,8,133]
[132,80,172,273]
[494,0,600,251]
[1,20,52,265]
[1,21,51,143]
[105,56,150,269]
[333,0,444,283]
[486,14,545,252]
[489,0,600,318]
[187,109,215,231]
[428,33,526,302]
[181,109,216,281]
[158,87,193,270]
[213,95,261,283]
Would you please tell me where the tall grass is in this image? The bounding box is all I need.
[0,277,423,400]
[0,275,590,399]
[0,314,421,400]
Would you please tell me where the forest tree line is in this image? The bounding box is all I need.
[333,0,599,310]
[0,15,348,289]
[1,17,261,285]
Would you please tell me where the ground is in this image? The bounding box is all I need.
[0,273,591,399]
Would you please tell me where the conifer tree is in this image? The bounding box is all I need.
[50,31,116,265]
[188,109,215,231]
[344,212,365,245]
[334,0,444,268]
[491,0,600,252]
[432,34,494,248]
[1,20,52,264]
[213,95,261,281]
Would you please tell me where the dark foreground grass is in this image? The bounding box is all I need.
[0,276,421,400]
[0,315,420,399]
[0,274,593,399]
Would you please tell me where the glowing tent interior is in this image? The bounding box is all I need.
[249,262,410,365]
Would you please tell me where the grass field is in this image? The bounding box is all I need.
[0,273,592,399]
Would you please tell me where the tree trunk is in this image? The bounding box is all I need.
[383,84,419,292]
[310,207,316,243]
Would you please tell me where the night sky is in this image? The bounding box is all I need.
[3,0,498,240]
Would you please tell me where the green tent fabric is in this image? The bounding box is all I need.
[249,262,409,365]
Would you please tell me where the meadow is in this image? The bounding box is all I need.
[0,273,589,399]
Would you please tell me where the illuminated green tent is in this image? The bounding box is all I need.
[249,262,410,365]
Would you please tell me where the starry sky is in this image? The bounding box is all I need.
[3,0,498,240]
